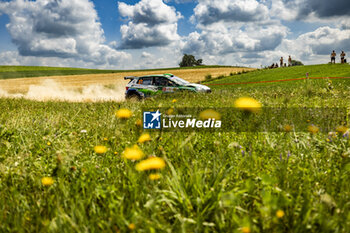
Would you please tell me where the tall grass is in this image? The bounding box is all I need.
[0,65,349,232]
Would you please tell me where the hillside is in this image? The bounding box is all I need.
[205,64,350,89]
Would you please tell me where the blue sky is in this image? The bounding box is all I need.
[0,0,349,69]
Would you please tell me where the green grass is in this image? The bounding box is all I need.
[0,64,350,232]
[0,65,241,80]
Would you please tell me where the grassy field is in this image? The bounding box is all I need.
[0,64,350,232]
[205,64,350,87]
[0,65,248,80]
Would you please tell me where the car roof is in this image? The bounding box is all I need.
[138,73,174,79]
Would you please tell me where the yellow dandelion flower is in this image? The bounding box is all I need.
[241,227,251,233]
[114,151,118,155]
[284,124,293,132]
[149,173,161,180]
[103,137,108,141]
[123,145,144,160]
[47,142,51,146]
[135,119,142,127]
[199,109,221,120]
[135,157,166,171]
[115,108,132,119]
[234,97,262,113]
[167,107,174,115]
[128,223,135,230]
[138,133,151,143]
[172,99,177,103]
[94,145,107,154]
[336,125,348,134]
[276,210,285,218]
[41,177,54,186]
[308,125,319,134]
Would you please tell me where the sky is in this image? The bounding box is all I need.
[0,0,349,69]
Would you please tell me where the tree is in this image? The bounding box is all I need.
[195,59,203,66]
[179,54,203,67]
[291,60,304,66]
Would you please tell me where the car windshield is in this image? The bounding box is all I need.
[169,76,190,85]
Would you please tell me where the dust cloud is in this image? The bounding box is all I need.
[0,79,126,102]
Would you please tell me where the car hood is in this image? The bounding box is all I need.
[185,83,211,91]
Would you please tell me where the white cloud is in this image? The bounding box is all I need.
[179,0,350,68]
[270,0,350,21]
[0,50,131,69]
[233,25,350,67]
[119,0,181,25]
[164,0,195,3]
[1,0,349,70]
[270,0,301,21]
[180,0,288,66]
[181,23,288,55]
[141,51,152,58]
[281,26,350,64]
[0,50,78,67]
[118,0,182,49]
[0,0,130,68]
[139,56,167,69]
[119,21,180,49]
[340,18,350,30]
[191,0,269,26]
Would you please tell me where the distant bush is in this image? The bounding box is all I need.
[205,74,212,81]
[291,60,304,66]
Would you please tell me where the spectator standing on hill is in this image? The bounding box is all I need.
[340,51,346,64]
[331,50,336,64]
[280,57,283,67]
[288,56,292,67]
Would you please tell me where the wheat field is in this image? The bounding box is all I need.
[0,67,252,93]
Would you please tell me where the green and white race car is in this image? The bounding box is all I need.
[124,73,211,100]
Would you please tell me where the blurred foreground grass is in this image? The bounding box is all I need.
[0,65,350,232]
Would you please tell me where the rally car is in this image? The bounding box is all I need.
[124,73,211,100]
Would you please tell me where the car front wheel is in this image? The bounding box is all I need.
[126,93,142,101]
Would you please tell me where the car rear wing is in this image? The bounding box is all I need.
[124,76,138,80]
[163,73,174,77]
